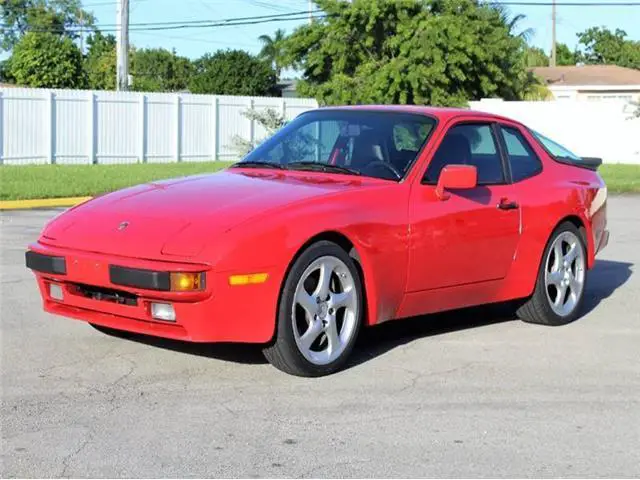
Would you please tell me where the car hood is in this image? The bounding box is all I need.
[41,168,377,259]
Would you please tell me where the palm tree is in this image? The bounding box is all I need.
[258,29,286,79]
[521,71,554,101]
[492,3,534,42]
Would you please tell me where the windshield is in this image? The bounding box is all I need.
[235,110,437,181]
[531,130,582,161]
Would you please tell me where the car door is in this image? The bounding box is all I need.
[406,121,521,292]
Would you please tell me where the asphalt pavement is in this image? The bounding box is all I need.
[1,196,639,478]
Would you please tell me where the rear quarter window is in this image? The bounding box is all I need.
[500,126,543,182]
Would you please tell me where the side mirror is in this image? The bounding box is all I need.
[435,164,477,200]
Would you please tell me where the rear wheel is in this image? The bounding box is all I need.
[263,241,363,377]
[517,222,587,326]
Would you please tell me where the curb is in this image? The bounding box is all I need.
[0,197,92,211]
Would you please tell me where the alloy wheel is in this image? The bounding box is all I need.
[292,255,359,365]
[544,231,586,317]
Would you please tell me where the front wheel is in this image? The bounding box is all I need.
[263,241,364,377]
[517,222,588,326]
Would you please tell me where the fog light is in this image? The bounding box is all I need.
[150,302,176,322]
[49,283,64,301]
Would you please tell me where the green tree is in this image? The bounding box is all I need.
[520,71,553,100]
[525,46,549,67]
[577,27,640,69]
[84,31,116,90]
[0,59,15,82]
[8,31,85,88]
[189,49,276,96]
[282,0,530,106]
[131,48,193,92]
[555,42,577,66]
[258,28,286,79]
[1,0,93,51]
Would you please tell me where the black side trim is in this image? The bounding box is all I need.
[109,265,170,291]
[25,251,66,275]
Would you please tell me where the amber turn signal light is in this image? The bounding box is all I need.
[228,273,269,286]
[169,272,205,291]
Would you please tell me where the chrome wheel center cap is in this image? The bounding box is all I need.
[318,302,329,318]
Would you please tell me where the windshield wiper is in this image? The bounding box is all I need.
[287,161,361,176]
[231,161,286,170]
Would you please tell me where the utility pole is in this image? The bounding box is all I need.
[308,0,313,25]
[116,0,129,91]
[550,0,557,67]
[79,10,84,54]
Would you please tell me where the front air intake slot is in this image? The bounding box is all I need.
[72,283,138,306]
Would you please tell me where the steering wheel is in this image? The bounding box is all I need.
[362,160,402,180]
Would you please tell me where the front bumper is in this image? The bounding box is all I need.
[26,242,279,343]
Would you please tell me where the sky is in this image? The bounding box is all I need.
[4,1,640,68]
[84,0,639,63]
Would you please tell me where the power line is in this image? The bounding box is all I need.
[489,1,640,5]
[1,12,327,34]
[94,9,324,28]
[3,2,637,36]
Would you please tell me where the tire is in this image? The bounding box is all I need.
[263,241,364,377]
[89,323,137,339]
[517,221,588,326]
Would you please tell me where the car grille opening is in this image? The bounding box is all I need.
[71,283,138,306]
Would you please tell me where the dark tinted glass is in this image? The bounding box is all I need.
[239,110,436,181]
[424,123,504,184]
[501,127,542,182]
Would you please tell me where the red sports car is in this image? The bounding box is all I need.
[26,106,609,376]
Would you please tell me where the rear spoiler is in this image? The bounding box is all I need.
[553,155,603,171]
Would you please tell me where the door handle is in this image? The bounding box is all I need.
[497,198,519,210]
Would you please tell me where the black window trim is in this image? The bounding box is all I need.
[496,123,544,183]
[492,122,513,185]
[421,120,509,186]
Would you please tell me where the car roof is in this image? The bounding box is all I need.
[316,104,520,125]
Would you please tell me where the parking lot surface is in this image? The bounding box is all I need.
[1,196,639,478]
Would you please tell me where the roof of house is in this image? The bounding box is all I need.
[531,65,640,86]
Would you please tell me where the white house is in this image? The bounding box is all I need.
[531,65,640,102]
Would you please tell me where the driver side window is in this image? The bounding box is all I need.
[423,123,505,185]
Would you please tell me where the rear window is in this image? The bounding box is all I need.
[531,130,581,161]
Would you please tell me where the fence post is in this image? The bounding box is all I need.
[281,98,286,122]
[138,94,146,163]
[174,95,181,162]
[248,98,255,148]
[211,96,218,161]
[46,90,55,164]
[0,91,3,165]
[88,92,96,164]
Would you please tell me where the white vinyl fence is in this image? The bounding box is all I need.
[1,87,638,166]
[470,98,640,165]
[0,87,318,165]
